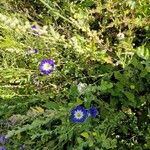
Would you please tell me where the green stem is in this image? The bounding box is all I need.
[39,0,73,25]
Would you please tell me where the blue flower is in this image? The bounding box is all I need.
[0,135,6,145]
[39,59,55,75]
[0,147,6,150]
[88,106,98,118]
[71,106,87,123]
[31,25,37,30]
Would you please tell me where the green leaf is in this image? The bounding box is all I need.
[124,91,134,100]
[80,0,95,8]
[76,98,83,105]
[44,101,60,110]
[124,91,136,106]
[99,80,113,91]
[80,132,89,138]
[136,46,150,60]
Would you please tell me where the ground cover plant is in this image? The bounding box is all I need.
[0,0,150,149]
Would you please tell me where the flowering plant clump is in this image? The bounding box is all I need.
[1,0,150,149]
[39,59,55,75]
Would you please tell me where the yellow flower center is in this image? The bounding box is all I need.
[75,111,83,119]
[44,63,51,70]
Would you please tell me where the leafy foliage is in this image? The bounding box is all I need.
[0,0,150,149]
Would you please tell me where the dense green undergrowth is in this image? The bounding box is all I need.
[0,0,150,149]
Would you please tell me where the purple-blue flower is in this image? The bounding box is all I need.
[71,106,87,123]
[0,135,6,145]
[88,106,98,118]
[39,59,55,75]
[0,147,6,150]
[31,25,37,30]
